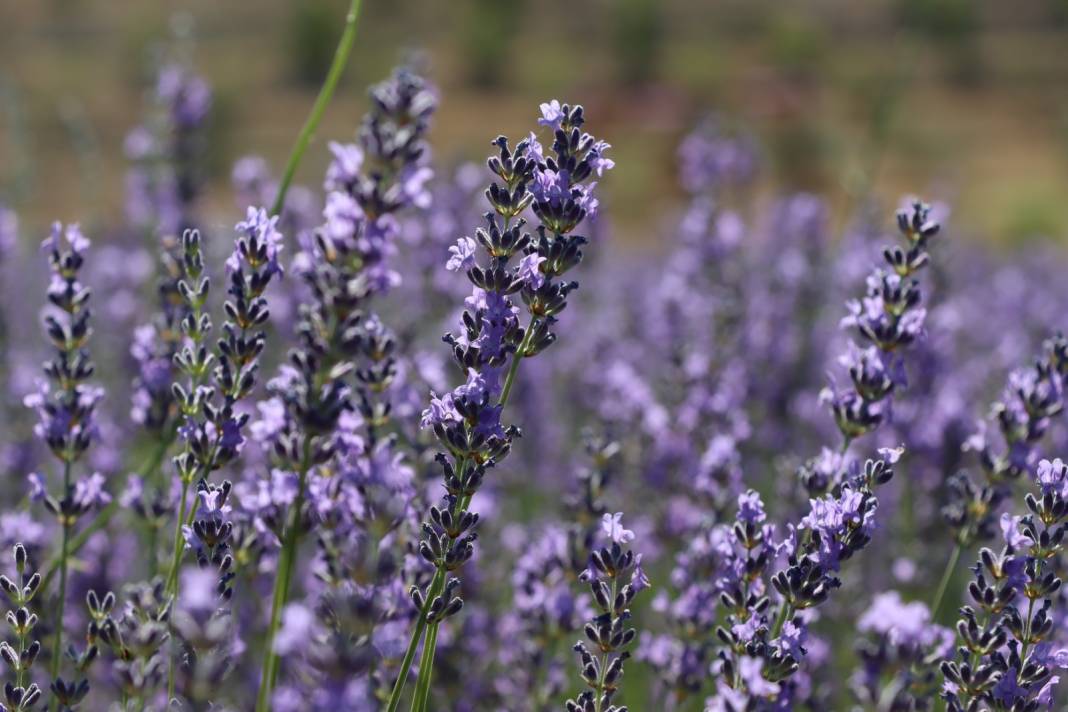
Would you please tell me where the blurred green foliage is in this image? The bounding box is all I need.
[289,0,346,85]
[611,0,664,86]
[766,12,826,81]
[462,0,524,88]
[4,0,1068,245]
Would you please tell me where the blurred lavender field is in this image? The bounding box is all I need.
[4,2,1068,711]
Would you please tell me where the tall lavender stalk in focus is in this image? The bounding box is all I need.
[25,224,109,708]
[161,209,283,698]
[932,335,1068,618]
[386,100,613,712]
[940,458,1068,709]
[564,513,648,712]
[252,69,437,710]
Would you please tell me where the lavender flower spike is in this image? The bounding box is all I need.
[940,458,1068,709]
[565,512,647,712]
[30,222,107,703]
[254,67,438,710]
[387,100,612,712]
[160,210,282,702]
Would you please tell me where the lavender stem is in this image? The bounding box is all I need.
[269,0,364,218]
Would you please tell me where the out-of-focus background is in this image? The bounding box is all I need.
[2,0,1068,246]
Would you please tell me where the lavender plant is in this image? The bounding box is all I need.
[25,223,110,706]
[564,512,648,712]
[13,14,1068,710]
[701,200,940,708]
[934,335,1068,616]
[0,544,43,711]
[384,100,612,712]
[249,67,437,710]
[940,457,1068,709]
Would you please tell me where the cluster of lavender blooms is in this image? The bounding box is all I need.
[564,512,648,712]
[13,37,1068,712]
[387,99,613,710]
[943,335,1068,547]
[940,458,1068,709]
[24,223,110,707]
[247,67,439,711]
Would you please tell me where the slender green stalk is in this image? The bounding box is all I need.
[269,0,365,218]
[410,622,439,712]
[40,433,174,593]
[497,320,534,408]
[929,543,961,620]
[49,460,72,704]
[1018,595,1038,665]
[255,442,313,712]
[385,571,441,712]
[164,476,194,703]
[384,456,467,712]
[164,480,193,595]
[388,320,534,709]
[251,8,369,693]
[769,600,793,640]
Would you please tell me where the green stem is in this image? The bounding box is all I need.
[15,621,25,689]
[164,480,193,596]
[385,570,442,712]
[255,443,313,712]
[49,460,72,700]
[40,432,174,593]
[386,456,470,712]
[929,543,961,620]
[410,622,439,712]
[164,478,193,703]
[769,601,793,640]
[1018,595,1038,667]
[497,319,534,408]
[269,0,365,218]
[389,318,534,711]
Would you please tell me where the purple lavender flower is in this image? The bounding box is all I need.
[566,512,645,712]
[166,212,282,605]
[125,63,211,236]
[941,456,1068,709]
[943,335,1068,547]
[393,100,612,710]
[249,67,438,708]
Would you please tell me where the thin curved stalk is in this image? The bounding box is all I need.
[269,0,365,218]
[255,442,312,712]
[410,622,439,712]
[40,433,175,592]
[929,543,962,620]
[49,459,72,709]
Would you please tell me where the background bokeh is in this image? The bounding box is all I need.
[3,0,1068,247]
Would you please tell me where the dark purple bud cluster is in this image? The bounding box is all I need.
[27,224,100,473]
[820,201,939,454]
[167,209,282,598]
[941,457,1068,709]
[943,335,1068,546]
[0,545,43,711]
[565,513,646,712]
[25,224,111,708]
[386,99,612,711]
